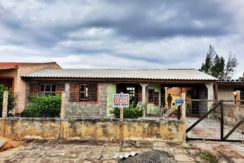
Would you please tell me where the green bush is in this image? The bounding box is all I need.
[0,84,14,117]
[110,105,143,118]
[23,95,61,117]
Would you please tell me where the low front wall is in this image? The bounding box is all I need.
[0,118,185,142]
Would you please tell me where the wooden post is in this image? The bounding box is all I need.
[220,100,224,140]
[2,91,8,118]
[181,92,186,122]
[120,107,124,121]
[236,91,241,107]
[60,91,65,119]
[119,92,124,121]
[177,105,181,120]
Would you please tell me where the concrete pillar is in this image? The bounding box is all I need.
[140,83,148,117]
[65,83,70,96]
[60,91,65,119]
[60,83,70,119]
[2,91,8,118]
[205,83,214,111]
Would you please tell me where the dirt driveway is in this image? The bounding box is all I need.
[190,141,244,163]
[0,140,209,163]
[186,117,244,140]
[187,117,244,162]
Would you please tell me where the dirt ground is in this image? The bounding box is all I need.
[186,117,244,162]
[0,140,208,163]
[0,139,243,162]
[189,141,244,163]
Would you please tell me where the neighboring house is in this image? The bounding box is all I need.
[0,62,61,113]
[217,79,244,104]
[216,79,244,130]
[22,69,216,118]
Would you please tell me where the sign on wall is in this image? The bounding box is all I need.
[175,99,184,106]
[113,94,129,108]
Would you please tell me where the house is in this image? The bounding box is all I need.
[217,79,244,103]
[22,68,216,118]
[0,62,61,113]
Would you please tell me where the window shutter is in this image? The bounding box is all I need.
[88,83,97,102]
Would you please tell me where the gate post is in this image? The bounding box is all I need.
[60,91,66,119]
[220,100,224,140]
[181,92,186,122]
[2,91,8,118]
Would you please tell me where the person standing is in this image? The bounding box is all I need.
[167,93,172,109]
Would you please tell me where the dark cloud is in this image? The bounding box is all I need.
[84,0,233,39]
[0,0,243,78]
[0,0,235,48]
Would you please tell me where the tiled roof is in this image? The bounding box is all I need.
[217,79,244,85]
[0,62,59,70]
[22,68,217,81]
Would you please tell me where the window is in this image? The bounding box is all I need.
[80,83,97,102]
[148,89,154,103]
[40,84,56,95]
[80,84,89,100]
[148,89,159,106]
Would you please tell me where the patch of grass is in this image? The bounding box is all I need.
[198,151,218,163]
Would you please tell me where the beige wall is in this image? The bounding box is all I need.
[0,118,185,142]
[218,86,235,101]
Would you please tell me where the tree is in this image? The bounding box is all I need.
[224,52,238,77]
[200,45,216,74]
[200,46,238,79]
[211,55,225,78]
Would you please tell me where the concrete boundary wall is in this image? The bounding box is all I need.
[0,118,185,143]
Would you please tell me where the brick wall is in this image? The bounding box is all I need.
[29,83,40,94]
[70,83,80,102]
[56,83,65,93]
[65,83,107,118]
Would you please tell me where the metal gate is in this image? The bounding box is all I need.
[186,100,244,142]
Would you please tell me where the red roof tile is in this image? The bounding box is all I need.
[0,62,58,70]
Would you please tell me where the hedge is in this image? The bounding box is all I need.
[23,95,61,117]
[110,105,143,118]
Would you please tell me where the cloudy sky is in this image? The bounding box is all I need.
[0,0,243,78]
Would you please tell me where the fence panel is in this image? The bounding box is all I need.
[186,99,244,142]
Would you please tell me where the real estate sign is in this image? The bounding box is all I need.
[113,94,129,108]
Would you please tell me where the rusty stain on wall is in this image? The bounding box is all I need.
[0,118,185,142]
